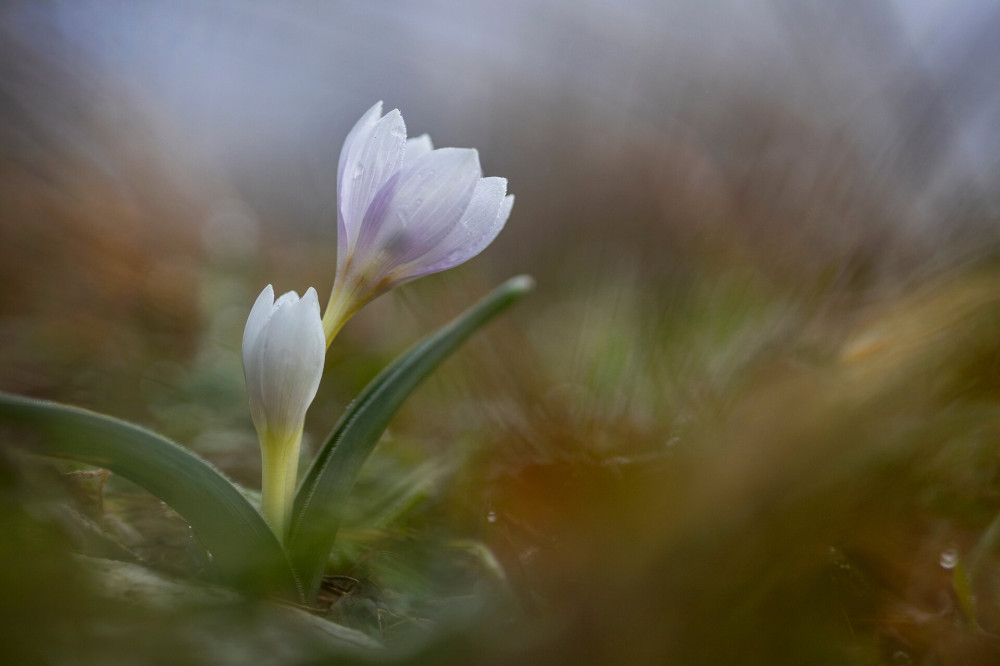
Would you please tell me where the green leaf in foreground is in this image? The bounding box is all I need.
[0,393,300,600]
[289,275,534,599]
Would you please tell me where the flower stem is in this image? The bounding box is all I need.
[322,285,357,346]
[260,428,303,543]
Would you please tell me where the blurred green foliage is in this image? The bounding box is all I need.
[6,253,1000,663]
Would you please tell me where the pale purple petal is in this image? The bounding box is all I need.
[402,178,510,280]
[336,103,381,254]
[336,105,407,269]
[336,102,382,208]
[329,104,512,314]
[404,134,434,167]
[353,148,481,271]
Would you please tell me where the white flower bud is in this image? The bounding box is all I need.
[242,285,325,540]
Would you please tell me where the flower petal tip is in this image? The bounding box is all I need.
[508,275,535,294]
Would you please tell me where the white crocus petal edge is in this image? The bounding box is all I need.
[242,284,275,432]
[498,194,514,236]
[404,134,434,166]
[243,284,275,348]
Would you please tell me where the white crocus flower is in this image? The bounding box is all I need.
[322,101,514,344]
[242,285,325,541]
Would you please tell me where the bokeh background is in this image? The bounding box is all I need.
[3,1,1000,663]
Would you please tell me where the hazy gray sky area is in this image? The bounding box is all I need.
[4,0,999,262]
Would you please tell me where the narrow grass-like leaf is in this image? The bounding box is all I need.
[0,392,300,599]
[289,275,534,599]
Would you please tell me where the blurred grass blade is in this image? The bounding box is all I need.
[289,275,534,598]
[951,562,978,626]
[0,392,301,600]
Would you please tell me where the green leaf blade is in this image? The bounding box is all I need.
[289,275,534,599]
[0,393,300,599]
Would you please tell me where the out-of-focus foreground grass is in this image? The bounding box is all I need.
[4,2,1000,664]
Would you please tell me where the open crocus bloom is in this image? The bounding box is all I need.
[242,285,326,540]
[322,102,514,344]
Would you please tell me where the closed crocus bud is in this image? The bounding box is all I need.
[242,285,325,541]
[322,101,514,344]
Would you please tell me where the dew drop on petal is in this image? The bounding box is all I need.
[352,162,365,180]
[939,549,959,569]
[486,510,497,523]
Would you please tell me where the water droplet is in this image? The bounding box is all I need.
[486,510,497,523]
[939,549,959,569]
[352,162,364,180]
[827,546,852,571]
[892,650,911,665]
[414,198,423,206]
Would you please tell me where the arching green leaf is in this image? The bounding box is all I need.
[289,275,533,599]
[0,393,300,600]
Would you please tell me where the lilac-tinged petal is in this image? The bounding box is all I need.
[434,190,513,272]
[336,104,380,269]
[354,147,481,270]
[337,102,382,206]
[336,106,407,268]
[326,104,513,327]
[404,134,434,167]
[402,181,512,280]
